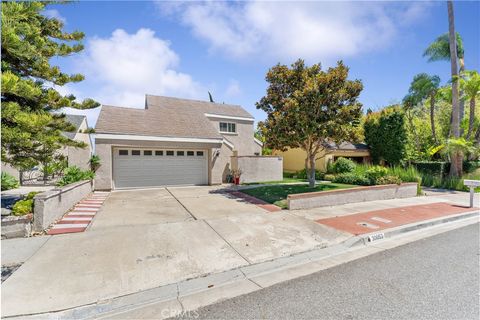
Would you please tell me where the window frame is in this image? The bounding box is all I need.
[219,122,236,133]
[143,150,153,156]
[155,150,164,156]
[166,150,175,156]
[131,150,141,156]
[119,150,129,156]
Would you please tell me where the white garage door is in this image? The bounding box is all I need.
[113,148,208,189]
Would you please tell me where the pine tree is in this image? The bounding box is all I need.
[1,2,98,171]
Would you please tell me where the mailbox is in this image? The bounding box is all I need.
[464,180,480,208]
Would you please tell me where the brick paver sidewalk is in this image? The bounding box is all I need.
[317,202,478,235]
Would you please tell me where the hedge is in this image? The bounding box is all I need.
[413,161,480,177]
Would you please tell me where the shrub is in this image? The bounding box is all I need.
[333,173,371,186]
[365,166,388,183]
[295,168,324,180]
[324,174,336,181]
[332,157,356,174]
[376,175,402,185]
[26,191,40,200]
[56,166,95,187]
[89,155,101,172]
[12,199,33,216]
[1,172,19,191]
[413,162,450,177]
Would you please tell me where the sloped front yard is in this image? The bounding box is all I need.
[241,183,356,209]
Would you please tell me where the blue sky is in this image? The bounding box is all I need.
[50,1,480,128]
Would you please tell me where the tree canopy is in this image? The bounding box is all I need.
[257,59,363,186]
[1,2,98,170]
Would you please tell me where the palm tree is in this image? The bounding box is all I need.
[406,73,441,143]
[424,32,466,126]
[447,0,462,177]
[459,71,480,139]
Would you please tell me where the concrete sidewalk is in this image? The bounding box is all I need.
[1,190,478,318]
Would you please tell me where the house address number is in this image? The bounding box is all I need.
[367,233,385,242]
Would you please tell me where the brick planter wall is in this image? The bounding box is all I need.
[287,183,418,210]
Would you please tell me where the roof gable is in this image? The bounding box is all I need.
[95,95,253,139]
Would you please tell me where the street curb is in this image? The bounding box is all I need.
[4,210,479,320]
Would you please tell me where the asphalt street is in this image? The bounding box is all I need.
[184,223,480,320]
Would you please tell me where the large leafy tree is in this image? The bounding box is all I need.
[404,73,441,144]
[364,106,407,165]
[257,60,363,187]
[1,2,98,173]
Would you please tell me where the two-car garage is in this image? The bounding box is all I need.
[112,148,208,189]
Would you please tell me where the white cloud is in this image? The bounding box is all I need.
[225,79,241,97]
[43,9,66,24]
[158,1,432,63]
[78,28,203,108]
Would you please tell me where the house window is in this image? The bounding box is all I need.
[187,151,194,156]
[144,150,152,156]
[119,150,128,156]
[196,151,204,156]
[155,150,163,156]
[166,150,174,156]
[219,122,236,133]
[177,151,185,156]
[131,150,141,156]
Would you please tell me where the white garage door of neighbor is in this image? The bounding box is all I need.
[113,148,208,189]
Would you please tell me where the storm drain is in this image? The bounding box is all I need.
[371,216,392,224]
[356,222,380,229]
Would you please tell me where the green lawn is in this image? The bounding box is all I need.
[242,177,306,185]
[242,183,356,209]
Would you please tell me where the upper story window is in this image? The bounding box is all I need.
[219,122,236,133]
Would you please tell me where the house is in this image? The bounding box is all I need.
[1,114,92,183]
[62,114,93,171]
[93,95,279,190]
[274,142,371,173]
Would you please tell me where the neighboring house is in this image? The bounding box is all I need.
[61,114,92,171]
[94,95,267,190]
[274,142,371,173]
[1,114,92,182]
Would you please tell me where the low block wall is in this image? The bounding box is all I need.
[232,156,283,183]
[33,180,92,231]
[288,183,418,210]
[1,215,32,239]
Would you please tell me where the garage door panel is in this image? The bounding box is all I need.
[113,148,207,189]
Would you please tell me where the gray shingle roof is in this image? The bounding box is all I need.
[63,114,86,139]
[95,95,253,139]
[325,141,369,151]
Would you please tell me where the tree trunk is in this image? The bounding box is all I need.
[308,153,316,188]
[459,58,465,135]
[430,95,437,143]
[447,1,463,177]
[466,97,475,139]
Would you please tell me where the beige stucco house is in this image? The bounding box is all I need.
[93,95,278,190]
[1,114,92,182]
[274,142,371,173]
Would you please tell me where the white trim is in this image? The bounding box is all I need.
[223,139,235,150]
[254,137,263,147]
[204,113,255,122]
[95,133,223,144]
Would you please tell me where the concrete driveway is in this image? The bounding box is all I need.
[2,186,350,317]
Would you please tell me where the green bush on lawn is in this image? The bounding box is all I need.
[331,157,356,174]
[1,172,19,191]
[332,173,371,186]
[293,168,324,180]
